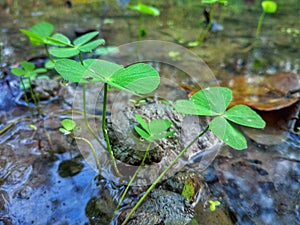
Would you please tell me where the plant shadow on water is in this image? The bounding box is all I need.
[0,0,300,225]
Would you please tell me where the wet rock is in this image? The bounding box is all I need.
[119,189,195,225]
[58,159,84,177]
[189,203,236,225]
[160,171,209,204]
[32,79,60,100]
[107,99,184,165]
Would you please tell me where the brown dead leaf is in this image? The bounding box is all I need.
[222,72,300,111]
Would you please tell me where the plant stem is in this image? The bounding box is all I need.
[79,52,84,65]
[121,126,209,225]
[102,83,122,176]
[138,14,143,41]
[116,143,151,210]
[82,84,107,165]
[73,136,101,173]
[28,77,43,116]
[197,5,215,45]
[256,12,265,39]
[20,78,34,117]
[44,44,54,62]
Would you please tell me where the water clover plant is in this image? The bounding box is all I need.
[20,22,56,59]
[127,2,160,39]
[116,114,175,211]
[54,59,160,94]
[174,87,266,150]
[11,61,47,116]
[59,119,101,172]
[134,114,176,142]
[54,58,160,175]
[256,1,278,39]
[122,87,265,224]
[48,31,105,58]
[20,22,54,46]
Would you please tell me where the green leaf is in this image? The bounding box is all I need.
[191,87,232,116]
[174,99,211,115]
[59,128,71,135]
[45,60,55,69]
[262,1,277,13]
[20,22,54,46]
[110,63,160,94]
[20,61,35,71]
[187,41,199,47]
[135,114,150,133]
[30,22,54,38]
[209,200,221,212]
[134,115,175,142]
[47,33,71,46]
[127,3,160,16]
[83,59,123,82]
[50,47,80,58]
[149,119,172,135]
[11,68,25,76]
[134,126,150,139]
[35,68,47,74]
[73,31,99,46]
[209,116,247,150]
[55,59,122,83]
[225,105,266,128]
[174,87,232,116]
[55,59,91,83]
[61,119,76,131]
[20,29,44,46]
[79,39,105,52]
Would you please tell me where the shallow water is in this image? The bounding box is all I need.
[0,1,300,224]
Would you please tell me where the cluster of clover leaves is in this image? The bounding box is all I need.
[12,21,265,224]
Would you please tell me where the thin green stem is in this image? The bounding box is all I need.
[73,136,101,173]
[138,14,143,41]
[20,78,34,117]
[44,44,54,62]
[79,52,84,65]
[256,12,265,39]
[82,84,107,163]
[102,83,122,176]
[116,143,151,210]
[121,126,209,225]
[28,77,43,116]
[197,6,215,45]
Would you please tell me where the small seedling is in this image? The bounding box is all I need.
[11,61,47,88]
[48,31,105,58]
[174,87,266,150]
[116,114,175,212]
[208,200,221,211]
[59,119,101,172]
[191,0,227,47]
[134,114,175,142]
[59,118,79,135]
[11,61,47,116]
[127,2,160,40]
[256,1,278,39]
